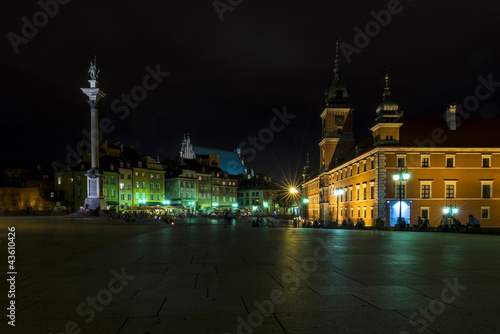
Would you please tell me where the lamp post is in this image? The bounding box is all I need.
[333,188,344,223]
[443,205,458,228]
[392,168,410,225]
[289,187,299,216]
[302,198,309,220]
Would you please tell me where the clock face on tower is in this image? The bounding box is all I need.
[335,115,344,126]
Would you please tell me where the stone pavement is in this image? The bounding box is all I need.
[0,217,499,334]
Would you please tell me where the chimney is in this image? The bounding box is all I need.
[445,105,457,131]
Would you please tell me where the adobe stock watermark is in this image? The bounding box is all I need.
[340,0,408,64]
[400,278,467,334]
[7,0,71,54]
[51,64,169,173]
[56,267,135,334]
[224,236,334,334]
[213,0,243,22]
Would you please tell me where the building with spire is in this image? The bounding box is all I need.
[303,46,500,227]
[180,134,196,159]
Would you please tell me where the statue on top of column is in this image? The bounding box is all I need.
[88,56,100,80]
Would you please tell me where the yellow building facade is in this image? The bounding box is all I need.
[303,44,500,227]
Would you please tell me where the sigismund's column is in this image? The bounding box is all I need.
[81,57,107,210]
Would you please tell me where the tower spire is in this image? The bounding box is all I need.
[383,69,391,101]
[334,38,340,75]
[325,37,349,107]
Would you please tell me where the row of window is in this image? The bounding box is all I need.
[398,182,493,199]
[335,206,491,220]
[419,206,490,220]
[239,192,273,197]
[334,183,375,202]
[134,182,161,190]
[338,206,374,219]
[397,155,492,168]
[134,193,162,201]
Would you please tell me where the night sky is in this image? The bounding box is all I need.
[2,0,499,183]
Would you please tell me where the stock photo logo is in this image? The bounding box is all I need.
[7,0,71,54]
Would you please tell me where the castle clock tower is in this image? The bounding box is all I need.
[319,39,355,171]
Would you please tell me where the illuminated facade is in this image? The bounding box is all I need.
[303,45,500,227]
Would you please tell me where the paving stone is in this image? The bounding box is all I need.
[1,217,499,333]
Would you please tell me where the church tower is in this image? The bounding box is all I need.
[180,134,196,159]
[371,71,403,146]
[319,39,355,171]
[302,153,312,183]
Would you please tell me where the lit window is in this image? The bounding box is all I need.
[446,185,455,199]
[481,207,490,219]
[420,207,430,219]
[420,181,431,198]
[396,185,406,199]
[481,182,492,199]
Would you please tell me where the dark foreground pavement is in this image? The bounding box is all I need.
[0,217,499,334]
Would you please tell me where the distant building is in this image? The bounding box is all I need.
[0,161,55,213]
[54,141,165,210]
[237,174,280,215]
[303,43,500,227]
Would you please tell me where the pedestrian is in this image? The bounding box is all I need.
[439,215,449,232]
[466,214,481,233]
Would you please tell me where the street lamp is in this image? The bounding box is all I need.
[333,188,344,223]
[302,198,309,220]
[443,204,459,227]
[162,200,171,205]
[393,168,410,225]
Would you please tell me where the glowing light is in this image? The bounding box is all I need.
[290,187,298,194]
[393,174,400,181]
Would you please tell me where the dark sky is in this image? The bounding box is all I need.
[2,0,499,184]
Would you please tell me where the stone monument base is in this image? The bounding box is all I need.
[84,197,107,211]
